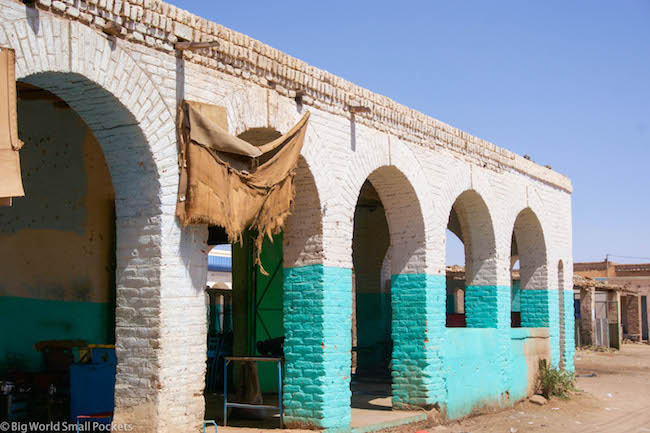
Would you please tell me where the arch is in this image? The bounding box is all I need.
[365,165,427,275]
[3,16,177,206]
[1,14,202,432]
[510,207,552,335]
[348,160,441,411]
[444,189,499,329]
[1,83,117,382]
[436,165,503,279]
[502,187,553,270]
[512,208,548,293]
[337,137,433,274]
[448,190,497,286]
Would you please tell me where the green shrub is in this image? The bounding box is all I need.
[536,359,577,398]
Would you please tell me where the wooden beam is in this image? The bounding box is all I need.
[348,105,371,114]
[174,41,220,51]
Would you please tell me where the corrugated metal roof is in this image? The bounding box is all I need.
[208,254,232,272]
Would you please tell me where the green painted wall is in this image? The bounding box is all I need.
[0,296,113,373]
[355,292,391,375]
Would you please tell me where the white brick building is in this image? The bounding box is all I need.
[0,0,574,431]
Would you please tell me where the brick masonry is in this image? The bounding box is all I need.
[283,265,353,429]
[391,274,446,410]
[0,0,575,430]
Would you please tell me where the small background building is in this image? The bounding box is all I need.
[574,261,649,345]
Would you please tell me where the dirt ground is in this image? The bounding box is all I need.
[387,343,650,433]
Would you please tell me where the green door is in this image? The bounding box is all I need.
[253,232,283,392]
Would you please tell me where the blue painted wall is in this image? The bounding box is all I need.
[520,290,550,327]
[520,289,561,367]
[562,291,576,371]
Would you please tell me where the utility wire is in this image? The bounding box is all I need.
[606,254,650,261]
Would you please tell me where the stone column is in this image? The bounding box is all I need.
[579,287,595,346]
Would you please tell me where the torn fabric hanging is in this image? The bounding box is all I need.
[176,100,310,270]
[0,47,24,206]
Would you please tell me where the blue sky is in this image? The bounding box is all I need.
[169,1,650,265]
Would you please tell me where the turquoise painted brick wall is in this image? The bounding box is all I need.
[463,285,511,397]
[562,291,576,371]
[520,289,560,368]
[283,265,352,429]
[444,327,548,419]
[444,328,507,419]
[465,286,511,328]
[282,268,564,427]
[520,290,550,327]
[391,274,446,409]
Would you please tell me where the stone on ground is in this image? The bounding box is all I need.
[530,395,548,405]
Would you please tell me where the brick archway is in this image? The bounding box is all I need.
[3,13,207,432]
